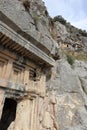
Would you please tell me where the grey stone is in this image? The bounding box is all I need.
[69,125,87,130]
[0,0,59,57]
[47,59,87,130]
[80,78,87,94]
[74,61,87,78]
[47,60,83,94]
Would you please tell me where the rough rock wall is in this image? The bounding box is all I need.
[0,0,87,130]
[53,20,87,52]
[50,17,87,130]
[47,60,87,130]
[0,0,59,56]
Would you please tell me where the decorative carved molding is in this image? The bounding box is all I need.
[0,21,55,67]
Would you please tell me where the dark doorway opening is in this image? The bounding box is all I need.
[0,98,17,130]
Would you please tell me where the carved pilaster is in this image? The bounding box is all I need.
[39,93,59,130]
[0,89,5,119]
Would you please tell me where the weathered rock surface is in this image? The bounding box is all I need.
[47,60,87,130]
[53,18,87,52]
[0,0,87,130]
[0,0,59,56]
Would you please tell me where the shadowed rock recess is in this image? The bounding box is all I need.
[0,0,87,130]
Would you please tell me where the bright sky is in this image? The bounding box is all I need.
[43,0,87,31]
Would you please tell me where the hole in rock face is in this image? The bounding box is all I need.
[0,98,17,130]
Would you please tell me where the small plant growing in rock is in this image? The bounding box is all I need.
[53,15,67,25]
[78,29,87,37]
[22,0,30,11]
[66,54,75,65]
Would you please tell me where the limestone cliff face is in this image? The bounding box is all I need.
[0,0,87,130]
[46,14,87,130]
[47,60,87,130]
[53,16,87,52]
[0,0,59,57]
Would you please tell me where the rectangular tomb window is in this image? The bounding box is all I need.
[29,68,37,81]
[0,98,17,130]
[29,68,41,81]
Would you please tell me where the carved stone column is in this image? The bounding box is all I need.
[0,89,5,119]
